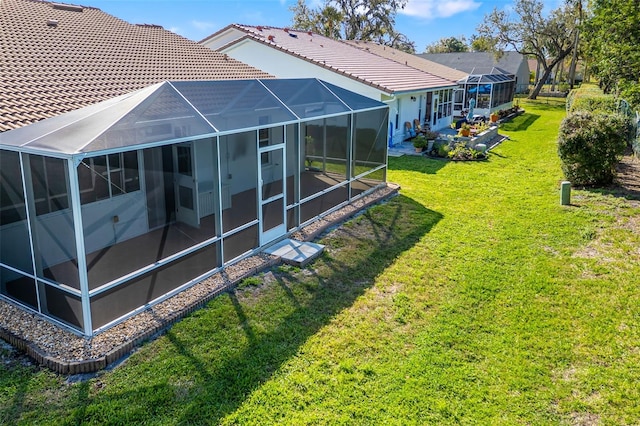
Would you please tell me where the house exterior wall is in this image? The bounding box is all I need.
[204,37,454,144]
[514,59,531,94]
[210,39,383,100]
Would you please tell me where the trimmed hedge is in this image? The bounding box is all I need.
[568,94,618,114]
[566,85,618,114]
[558,111,630,185]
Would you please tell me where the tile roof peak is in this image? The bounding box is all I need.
[51,2,83,12]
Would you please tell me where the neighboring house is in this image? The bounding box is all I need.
[419,52,528,118]
[420,52,530,94]
[0,0,390,336]
[201,25,459,144]
[528,58,539,83]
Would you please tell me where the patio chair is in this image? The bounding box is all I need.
[404,121,416,139]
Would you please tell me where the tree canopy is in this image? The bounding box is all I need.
[290,0,415,53]
[425,36,468,53]
[583,0,640,108]
[476,0,579,99]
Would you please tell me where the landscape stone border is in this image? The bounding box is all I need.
[0,183,400,374]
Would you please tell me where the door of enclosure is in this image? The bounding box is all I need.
[431,94,439,128]
[259,143,286,245]
[173,142,199,228]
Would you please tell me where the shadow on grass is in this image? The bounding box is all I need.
[571,155,640,203]
[73,195,442,424]
[499,113,541,132]
[388,155,449,174]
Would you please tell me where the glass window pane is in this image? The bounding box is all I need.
[172,80,296,132]
[221,132,258,233]
[0,151,34,275]
[110,171,124,196]
[262,199,284,233]
[1,266,37,309]
[123,151,140,193]
[260,79,350,118]
[179,185,194,210]
[301,187,348,223]
[323,115,349,180]
[285,124,299,207]
[27,155,80,289]
[176,145,192,176]
[353,109,388,177]
[286,206,298,231]
[351,172,385,197]
[223,225,258,262]
[93,156,109,201]
[108,154,124,196]
[40,283,83,330]
[44,157,69,212]
[262,149,283,200]
[83,139,220,289]
[90,242,220,329]
[78,159,95,204]
[87,83,215,152]
[29,156,48,215]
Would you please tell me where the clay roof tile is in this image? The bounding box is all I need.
[1,0,273,131]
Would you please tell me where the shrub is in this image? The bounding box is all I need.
[568,93,617,114]
[619,79,640,112]
[447,142,486,160]
[557,111,631,185]
[423,130,440,140]
[412,135,427,149]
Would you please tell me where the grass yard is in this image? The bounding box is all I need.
[2,99,640,425]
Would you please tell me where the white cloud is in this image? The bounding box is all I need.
[401,0,482,19]
[191,20,215,31]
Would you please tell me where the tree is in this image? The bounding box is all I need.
[469,35,494,52]
[476,0,579,99]
[583,0,640,108]
[289,0,415,52]
[425,36,468,53]
[290,0,342,39]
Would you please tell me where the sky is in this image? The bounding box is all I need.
[82,0,534,52]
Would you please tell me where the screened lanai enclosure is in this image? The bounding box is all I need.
[0,78,389,336]
[453,72,516,118]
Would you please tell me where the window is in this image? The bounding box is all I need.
[259,128,271,165]
[0,150,26,225]
[78,151,140,205]
[258,126,284,165]
[29,156,69,215]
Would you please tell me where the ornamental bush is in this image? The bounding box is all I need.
[557,111,631,186]
[567,93,617,114]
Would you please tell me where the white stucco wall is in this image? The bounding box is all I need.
[209,39,383,100]
[202,35,453,145]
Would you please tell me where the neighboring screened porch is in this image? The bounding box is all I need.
[0,78,388,336]
[453,72,516,117]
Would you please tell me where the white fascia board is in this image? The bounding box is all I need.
[200,27,247,50]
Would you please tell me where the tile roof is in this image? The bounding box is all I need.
[343,41,468,81]
[0,0,272,132]
[203,24,457,95]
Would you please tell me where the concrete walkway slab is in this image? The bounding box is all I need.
[264,239,325,267]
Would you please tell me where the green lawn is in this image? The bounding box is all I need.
[2,99,640,424]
